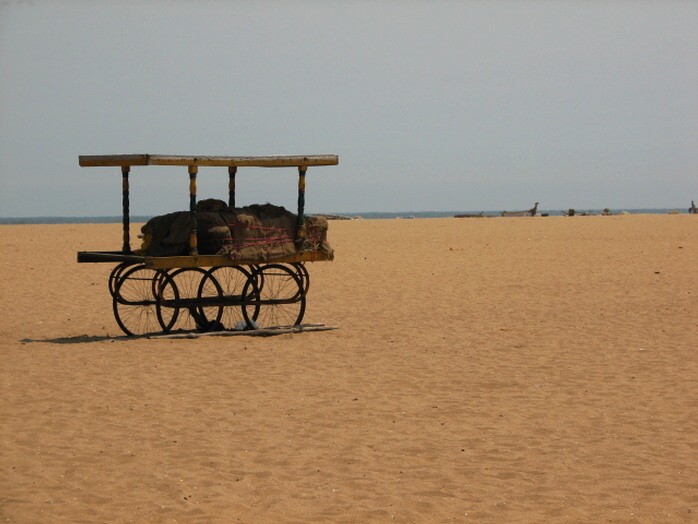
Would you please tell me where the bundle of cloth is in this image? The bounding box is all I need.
[138,199,333,261]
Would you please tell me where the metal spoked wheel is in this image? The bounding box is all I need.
[242,263,306,329]
[160,267,224,332]
[112,264,177,336]
[204,265,256,330]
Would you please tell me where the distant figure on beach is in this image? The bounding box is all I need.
[690,201,697,214]
[529,202,539,216]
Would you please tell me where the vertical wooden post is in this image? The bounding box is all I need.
[296,166,307,247]
[228,166,237,208]
[121,165,131,253]
[188,165,198,256]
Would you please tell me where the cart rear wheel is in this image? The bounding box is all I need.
[161,267,224,332]
[112,265,176,336]
[242,264,306,328]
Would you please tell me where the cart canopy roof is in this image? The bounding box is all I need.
[79,154,339,169]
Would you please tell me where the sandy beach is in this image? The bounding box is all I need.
[1,214,696,523]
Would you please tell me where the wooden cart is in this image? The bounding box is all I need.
[77,154,339,336]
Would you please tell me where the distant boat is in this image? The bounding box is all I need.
[313,214,352,220]
[562,208,599,216]
[454,212,485,218]
[501,202,539,217]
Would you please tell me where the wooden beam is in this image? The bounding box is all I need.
[79,154,150,167]
[79,154,339,168]
[150,324,338,339]
[76,250,334,267]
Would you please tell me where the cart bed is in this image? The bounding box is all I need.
[77,249,332,269]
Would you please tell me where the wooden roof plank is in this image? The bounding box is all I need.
[79,154,339,168]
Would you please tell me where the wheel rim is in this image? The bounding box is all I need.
[154,271,179,334]
[292,262,310,295]
[108,261,135,298]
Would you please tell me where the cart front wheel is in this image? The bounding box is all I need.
[112,265,176,336]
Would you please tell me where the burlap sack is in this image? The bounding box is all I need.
[138,203,332,260]
[227,204,296,261]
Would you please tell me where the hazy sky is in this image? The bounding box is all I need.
[1,1,696,217]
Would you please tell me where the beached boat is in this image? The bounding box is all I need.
[501,202,538,217]
[454,212,485,218]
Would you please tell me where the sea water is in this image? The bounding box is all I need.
[0,209,690,224]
